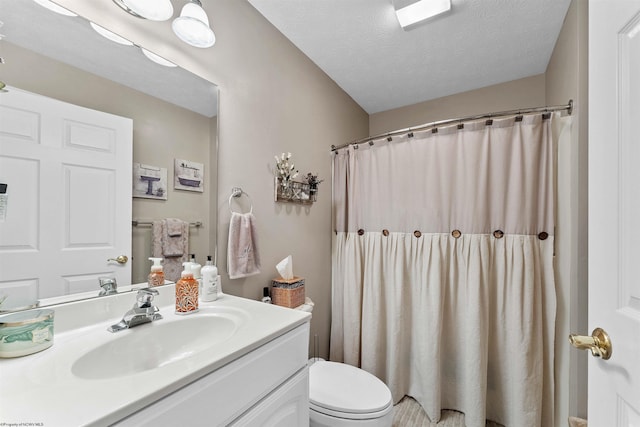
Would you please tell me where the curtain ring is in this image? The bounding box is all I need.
[493,230,504,239]
[382,229,389,236]
[358,229,365,236]
[451,229,462,238]
[538,231,549,240]
[414,230,422,238]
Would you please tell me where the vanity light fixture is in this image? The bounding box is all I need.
[140,47,178,67]
[90,22,134,46]
[112,0,173,21]
[33,0,77,17]
[172,0,216,48]
[393,0,451,29]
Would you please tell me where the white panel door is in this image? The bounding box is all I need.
[0,86,132,308]
[588,1,640,424]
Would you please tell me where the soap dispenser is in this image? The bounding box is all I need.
[189,253,202,290]
[261,287,272,304]
[175,262,199,314]
[147,257,164,287]
[200,255,219,302]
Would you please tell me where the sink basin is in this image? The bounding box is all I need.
[72,314,241,380]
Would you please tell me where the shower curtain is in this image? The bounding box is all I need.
[331,112,572,427]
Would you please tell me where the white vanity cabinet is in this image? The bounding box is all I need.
[114,322,310,427]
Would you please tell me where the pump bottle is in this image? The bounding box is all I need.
[261,287,272,304]
[147,257,164,287]
[200,255,219,302]
[175,262,199,314]
[189,254,202,290]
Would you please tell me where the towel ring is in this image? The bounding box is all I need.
[229,187,253,214]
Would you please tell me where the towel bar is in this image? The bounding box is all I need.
[132,220,202,227]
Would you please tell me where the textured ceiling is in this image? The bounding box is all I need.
[248,0,571,114]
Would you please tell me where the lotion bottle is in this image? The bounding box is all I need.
[261,287,272,304]
[200,255,218,302]
[147,257,164,287]
[189,253,202,289]
[175,262,199,314]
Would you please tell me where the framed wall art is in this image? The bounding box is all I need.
[133,163,168,200]
[174,159,204,193]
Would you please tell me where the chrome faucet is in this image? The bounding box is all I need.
[107,288,163,332]
[98,277,118,296]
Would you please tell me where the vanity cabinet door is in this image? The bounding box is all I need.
[230,367,309,427]
[112,323,309,427]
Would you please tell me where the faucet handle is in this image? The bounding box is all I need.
[136,288,159,308]
[98,277,117,296]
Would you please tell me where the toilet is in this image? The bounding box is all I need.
[309,360,394,426]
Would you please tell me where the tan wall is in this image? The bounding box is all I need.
[545,0,589,424]
[1,41,215,286]
[55,0,370,360]
[369,74,546,135]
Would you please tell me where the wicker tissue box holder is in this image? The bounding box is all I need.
[271,276,305,308]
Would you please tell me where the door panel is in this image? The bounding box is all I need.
[589,1,640,424]
[0,87,132,307]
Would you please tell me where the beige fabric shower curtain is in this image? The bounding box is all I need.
[331,113,571,427]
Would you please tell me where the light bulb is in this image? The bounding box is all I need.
[33,0,77,17]
[172,2,215,48]
[112,0,173,21]
[141,48,177,68]
[90,22,134,46]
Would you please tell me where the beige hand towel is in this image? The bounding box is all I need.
[227,212,261,279]
[568,417,587,427]
[152,219,189,282]
[166,218,183,237]
[161,218,187,257]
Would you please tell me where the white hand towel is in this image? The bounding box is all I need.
[227,212,261,279]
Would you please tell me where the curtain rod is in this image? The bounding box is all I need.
[331,99,573,152]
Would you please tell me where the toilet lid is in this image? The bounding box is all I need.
[309,361,392,415]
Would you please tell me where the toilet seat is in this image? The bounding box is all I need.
[309,361,393,421]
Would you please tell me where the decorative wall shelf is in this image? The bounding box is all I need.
[274,177,318,204]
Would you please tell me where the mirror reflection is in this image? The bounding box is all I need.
[0,0,218,311]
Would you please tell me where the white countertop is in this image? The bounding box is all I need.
[0,288,311,427]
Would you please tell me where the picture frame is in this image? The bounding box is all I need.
[174,159,204,193]
[133,163,168,200]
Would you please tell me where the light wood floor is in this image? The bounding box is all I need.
[392,396,504,427]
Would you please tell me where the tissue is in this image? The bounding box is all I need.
[276,255,294,280]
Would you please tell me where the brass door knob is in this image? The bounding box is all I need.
[107,255,129,264]
[569,327,612,360]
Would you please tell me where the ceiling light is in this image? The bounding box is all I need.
[90,22,134,46]
[141,47,177,67]
[172,0,216,48]
[112,0,173,21]
[33,0,77,17]
[394,0,451,29]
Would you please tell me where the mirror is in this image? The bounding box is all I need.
[0,0,218,310]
